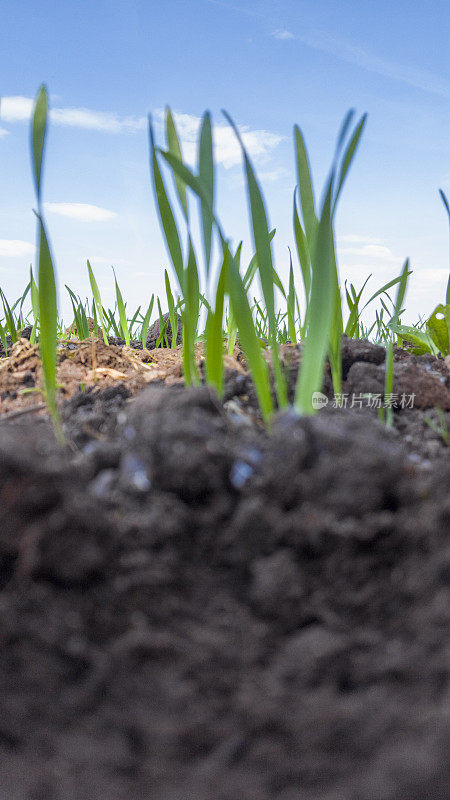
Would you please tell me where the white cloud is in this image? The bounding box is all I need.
[0,127,9,138]
[339,244,397,261]
[154,109,284,169]
[272,29,295,40]
[51,107,145,133]
[412,268,450,285]
[0,95,146,133]
[0,96,33,121]
[44,203,118,222]
[0,239,35,258]
[0,97,284,168]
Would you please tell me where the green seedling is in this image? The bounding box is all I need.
[113,269,130,345]
[141,294,155,350]
[165,269,178,347]
[159,129,273,419]
[0,288,19,344]
[224,110,288,409]
[380,259,410,426]
[87,260,109,344]
[66,285,90,340]
[286,250,299,344]
[30,267,40,342]
[31,85,64,443]
[391,303,450,357]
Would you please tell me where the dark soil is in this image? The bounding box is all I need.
[0,336,449,799]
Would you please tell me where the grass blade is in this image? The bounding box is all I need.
[333,114,368,211]
[223,110,287,409]
[165,269,178,347]
[198,112,214,276]
[0,289,18,343]
[113,269,130,345]
[381,259,410,426]
[224,239,273,421]
[31,85,47,202]
[184,238,200,384]
[30,267,39,342]
[294,125,317,248]
[295,174,335,414]
[165,107,188,219]
[87,260,109,344]
[36,214,61,435]
[141,294,155,350]
[287,251,298,343]
[293,192,311,302]
[205,248,228,395]
[149,116,184,288]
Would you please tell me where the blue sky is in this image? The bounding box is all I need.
[0,0,449,324]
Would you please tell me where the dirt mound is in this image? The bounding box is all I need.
[0,381,448,800]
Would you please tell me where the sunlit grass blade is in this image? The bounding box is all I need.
[149,115,184,288]
[113,269,130,346]
[128,306,141,339]
[165,269,178,347]
[36,214,62,438]
[287,251,298,343]
[17,282,31,329]
[199,293,212,314]
[165,107,188,219]
[31,85,47,202]
[106,307,121,338]
[155,319,169,348]
[294,125,317,248]
[224,239,273,421]
[242,229,276,291]
[0,289,18,343]
[87,260,109,344]
[160,141,278,417]
[155,297,170,348]
[66,286,88,339]
[226,242,242,354]
[328,237,344,393]
[333,114,367,211]
[30,85,63,441]
[360,271,412,315]
[272,265,286,299]
[334,109,355,156]
[381,259,410,426]
[30,267,39,342]
[223,110,287,409]
[295,174,335,414]
[205,247,228,395]
[293,191,311,316]
[141,294,154,349]
[184,238,200,385]
[198,112,214,276]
